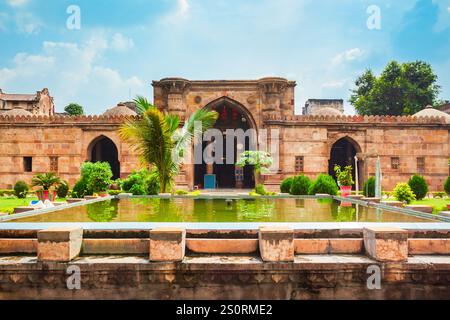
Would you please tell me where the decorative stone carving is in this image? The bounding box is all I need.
[158,78,191,118]
[258,77,288,117]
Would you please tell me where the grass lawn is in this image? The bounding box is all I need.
[410,198,450,214]
[0,197,66,214]
[387,197,449,214]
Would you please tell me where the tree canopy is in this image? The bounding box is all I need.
[349,61,440,115]
[64,103,85,116]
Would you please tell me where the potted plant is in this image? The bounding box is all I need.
[334,165,354,198]
[31,173,61,201]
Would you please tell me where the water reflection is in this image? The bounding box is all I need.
[12,198,431,223]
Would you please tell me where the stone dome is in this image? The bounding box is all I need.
[414,105,450,123]
[312,107,343,116]
[1,109,33,116]
[103,104,137,117]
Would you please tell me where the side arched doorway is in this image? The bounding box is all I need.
[88,136,120,180]
[194,97,257,189]
[328,137,363,189]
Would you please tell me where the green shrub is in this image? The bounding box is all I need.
[71,179,91,198]
[289,175,311,195]
[393,183,416,204]
[189,190,201,196]
[363,177,376,197]
[0,189,14,197]
[254,184,267,195]
[129,184,146,195]
[107,190,122,196]
[175,189,189,195]
[444,176,450,195]
[433,191,446,198]
[408,175,428,200]
[56,180,69,198]
[280,177,294,193]
[120,168,160,195]
[14,181,29,199]
[83,162,113,193]
[308,174,338,196]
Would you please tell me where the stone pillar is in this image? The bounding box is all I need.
[37,227,83,262]
[258,77,288,118]
[159,78,190,119]
[363,227,408,262]
[149,227,186,262]
[259,227,294,262]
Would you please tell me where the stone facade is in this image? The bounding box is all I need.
[0,77,449,191]
[0,88,55,116]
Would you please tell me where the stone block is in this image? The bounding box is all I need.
[37,227,83,262]
[13,206,35,214]
[186,239,258,254]
[439,211,450,218]
[363,227,408,262]
[259,227,294,262]
[66,198,85,204]
[347,194,364,200]
[405,205,433,214]
[361,197,381,203]
[381,201,404,208]
[149,227,186,262]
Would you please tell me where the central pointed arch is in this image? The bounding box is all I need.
[194,96,257,189]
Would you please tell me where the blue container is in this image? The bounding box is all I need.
[204,174,216,189]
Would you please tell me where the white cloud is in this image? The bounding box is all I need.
[15,12,43,34]
[447,6,450,13]
[7,0,29,7]
[162,0,190,24]
[0,35,145,113]
[321,80,346,88]
[331,48,364,65]
[111,33,135,51]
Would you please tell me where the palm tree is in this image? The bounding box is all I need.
[119,97,218,193]
[31,172,61,190]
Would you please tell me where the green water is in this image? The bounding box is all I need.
[11,198,431,223]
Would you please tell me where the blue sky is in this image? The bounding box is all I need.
[0,0,449,114]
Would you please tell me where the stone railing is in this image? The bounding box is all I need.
[264,114,449,125]
[0,114,138,124]
[1,226,449,262]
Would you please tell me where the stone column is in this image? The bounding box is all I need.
[159,78,191,120]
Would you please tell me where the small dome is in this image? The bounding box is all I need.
[1,109,33,116]
[103,104,137,117]
[312,107,343,116]
[414,106,450,123]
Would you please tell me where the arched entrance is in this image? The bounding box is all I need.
[88,136,120,180]
[194,97,256,189]
[328,137,362,189]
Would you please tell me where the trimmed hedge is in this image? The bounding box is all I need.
[363,177,376,197]
[308,174,338,195]
[290,175,311,195]
[56,180,69,198]
[408,175,428,200]
[280,177,294,193]
[444,176,450,195]
[14,181,29,199]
